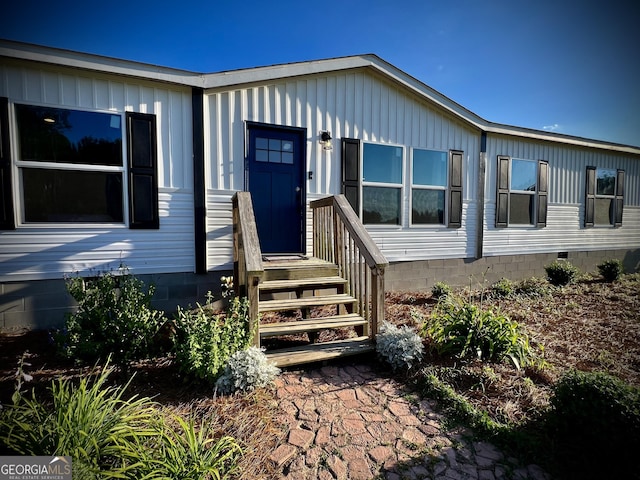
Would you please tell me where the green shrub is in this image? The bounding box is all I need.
[431,281,452,300]
[55,265,165,368]
[0,362,241,479]
[544,260,579,286]
[550,370,640,479]
[423,299,535,369]
[173,296,254,384]
[376,321,425,371]
[597,258,624,282]
[490,278,514,298]
[216,347,280,394]
[514,276,552,297]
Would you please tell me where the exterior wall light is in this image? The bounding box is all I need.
[320,130,332,150]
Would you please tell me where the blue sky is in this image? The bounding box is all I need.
[2,0,639,146]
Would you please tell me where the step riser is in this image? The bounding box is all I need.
[263,266,339,281]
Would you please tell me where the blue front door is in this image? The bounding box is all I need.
[247,123,305,254]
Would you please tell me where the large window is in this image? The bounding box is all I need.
[411,149,447,224]
[341,138,463,228]
[0,99,159,230]
[362,143,403,225]
[496,156,548,228]
[585,166,624,227]
[15,104,124,223]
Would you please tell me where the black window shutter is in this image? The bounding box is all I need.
[495,155,510,228]
[0,97,15,230]
[614,169,625,227]
[585,166,596,228]
[126,112,159,229]
[341,138,360,214]
[536,160,549,227]
[448,150,463,228]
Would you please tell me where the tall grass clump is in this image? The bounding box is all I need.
[423,297,536,370]
[55,264,165,368]
[0,361,241,479]
[173,295,254,384]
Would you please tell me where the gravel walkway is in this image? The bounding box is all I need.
[269,362,551,480]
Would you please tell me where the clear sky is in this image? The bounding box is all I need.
[2,0,639,146]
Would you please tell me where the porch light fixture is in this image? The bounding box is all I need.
[320,130,332,151]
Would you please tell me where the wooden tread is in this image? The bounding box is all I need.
[260,313,366,338]
[259,294,356,313]
[259,276,347,292]
[264,337,375,367]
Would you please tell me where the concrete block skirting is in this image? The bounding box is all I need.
[386,248,640,292]
[0,271,232,332]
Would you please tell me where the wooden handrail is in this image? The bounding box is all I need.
[232,192,263,346]
[310,195,388,337]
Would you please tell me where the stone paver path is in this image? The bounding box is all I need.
[270,362,551,480]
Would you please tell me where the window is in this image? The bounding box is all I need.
[411,149,447,224]
[341,138,463,228]
[0,99,159,230]
[495,156,548,228]
[362,143,403,225]
[585,166,624,227]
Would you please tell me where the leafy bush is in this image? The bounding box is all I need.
[550,370,640,479]
[376,321,424,371]
[423,299,535,369]
[597,258,624,282]
[55,265,165,368]
[431,281,452,300]
[0,362,241,479]
[490,278,514,298]
[514,276,552,297]
[215,347,280,395]
[544,260,579,286]
[173,296,254,384]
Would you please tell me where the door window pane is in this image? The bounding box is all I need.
[23,168,123,222]
[363,186,401,225]
[413,149,447,186]
[363,144,402,184]
[412,189,444,224]
[15,104,122,166]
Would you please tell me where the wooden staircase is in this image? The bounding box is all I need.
[232,193,388,368]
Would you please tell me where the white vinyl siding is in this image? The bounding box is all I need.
[0,62,195,281]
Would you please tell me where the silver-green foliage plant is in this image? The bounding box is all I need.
[56,264,165,368]
[0,361,241,479]
[423,297,535,369]
[173,295,254,384]
[215,346,281,395]
[376,321,425,371]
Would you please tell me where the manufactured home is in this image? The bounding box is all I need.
[1,41,639,362]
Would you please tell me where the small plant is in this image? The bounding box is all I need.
[173,296,254,384]
[514,276,552,297]
[424,298,536,369]
[597,258,623,282]
[431,281,452,300]
[544,260,579,286]
[215,347,280,395]
[376,321,424,371]
[55,265,165,368]
[550,370,640,479]
[490,278,514,298]
[221,275,235,298]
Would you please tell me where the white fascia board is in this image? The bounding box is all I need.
[0,40,206,88]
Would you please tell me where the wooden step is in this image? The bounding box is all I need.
[259,276,347,292]
[258,294,356,313]
[265,337,375,367]
[260,313,366,338]
[262,257,339,281]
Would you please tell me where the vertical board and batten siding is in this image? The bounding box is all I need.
[0,61,195,280]
[204,69,481,269]
[483,134,640,256]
